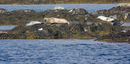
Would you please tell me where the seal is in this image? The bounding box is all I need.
[44,17,70,24]
[26,21,42,26]
[97,16,115,22]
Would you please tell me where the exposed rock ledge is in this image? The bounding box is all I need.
[0,5,130,43]
[117,3,130,7]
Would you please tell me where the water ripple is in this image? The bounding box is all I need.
[0,39,130,64]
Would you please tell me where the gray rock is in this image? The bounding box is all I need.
[0,8,8,14]
[85,22,93,25]
[69,21,80,24]
[113,21,124,26]
[54,6,66,11]
[91,12,98,15]
[43,30,49,36]
[41,22,47,25]
[109,15,118,20]
[69,8,89,15]
[117,3,130,7]
[10,9,35,14]
[50,24,63,27]
[24,9,36,13]
[124,13,129,20]
[10,10,24,13]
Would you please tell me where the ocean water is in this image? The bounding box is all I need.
[0,25,17,30]
[0,39,130,64]
[0,4,130,64]
[0,4,117,13]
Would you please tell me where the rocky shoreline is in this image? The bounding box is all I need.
[0,3,130,43]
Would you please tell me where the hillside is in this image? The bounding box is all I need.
[0,0,130,4]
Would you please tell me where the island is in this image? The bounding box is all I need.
[0,3,130,43]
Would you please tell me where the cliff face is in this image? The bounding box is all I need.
[0,0,130,4]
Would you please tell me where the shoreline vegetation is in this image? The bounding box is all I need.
[0,3,130,43]
[0,0,130,4]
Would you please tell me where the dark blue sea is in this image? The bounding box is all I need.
[0,4,130,64]
[0,39,130,64]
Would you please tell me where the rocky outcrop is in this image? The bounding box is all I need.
[96,25,130,42]
[0,30,7,34]
[69,8,89,15]
[10,9,36,13]
[0,7,109,25]
[0,9,45,25]
[0,8,8,14]
[54,6,66,11]
[5,23,95,39]
[96,30,130,42]
[113,21,124,26]
[0,6,130,42]
[117,3,130,7]
[91,3,130,23]
[0,21,123,39]
[24,9,36,13]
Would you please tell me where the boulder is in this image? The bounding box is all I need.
[117,3,130,7]
[121,27,130,33]
[0,8,8,14]
[11,9,36,13]
[113,21,124,26]
[0,9,43,25]
[69,8,89,15]
[24,9,36,13]
[7,23,95,39]
[109,15,118,20]
[96,30,130,42]
[10,10,24,13]
[96,9,108,15]
[0,30,7,34]
[54,6,66,11]
[43,9,98,23]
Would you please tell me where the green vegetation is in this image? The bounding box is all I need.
[0,0,130,4]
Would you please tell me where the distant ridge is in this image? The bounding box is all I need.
[0,0,130,4]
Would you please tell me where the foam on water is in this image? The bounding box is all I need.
[0,39,130,64]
